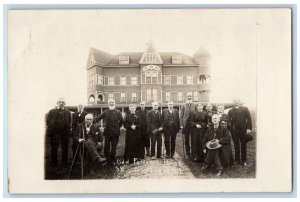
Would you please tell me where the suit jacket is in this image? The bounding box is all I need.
[136,109,148,132]
[202,125,232,166]
[190,110,207,129]
[180,103,196,128]
[46,108,71,136]
[146,109,162,134]
[74,123,103,143]
[161,108,180,132]
[94,108,124,137]
[72,110,88,133]
[227,106,252,131]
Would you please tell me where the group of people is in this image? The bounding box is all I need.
[46,96,252,176]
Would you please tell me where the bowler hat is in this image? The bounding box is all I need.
[206,139,222,150]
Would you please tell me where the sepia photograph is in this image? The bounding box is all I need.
[7,8,292,193]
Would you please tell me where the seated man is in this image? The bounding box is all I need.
[74,114,106,173]
[201,114,232,176]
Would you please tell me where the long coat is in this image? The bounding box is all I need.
[72,110,88,133]
[136,109,149,147]
[124,113,143,162]
[180,103,196,134]
[94,109,124,137]
[161,108,180,132]
[202,125,232,167]
[46,108,71,137]
[227,106,252,132]
[190,110,207,136]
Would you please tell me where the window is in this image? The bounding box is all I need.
[172,55,182,64]
[98,94,104,102]
[132,92,137,102]
[145,53,156,63]
[152,89,157,101]
[146,88,152,101]
[177,75,183,84]
[187,75,193,84]
[97,75,103,85]
[88,94,95,103]
[119,56,129,64]
[121,76,126,86]
[108,93,114,100]
[88,75,96,87]
[178,92,183,102]
[166,92,170,102]
[164,75,170,85]
[193,91,198,101]
[152,72,157,84]
[199,74,206,84]
[109,77,114,86]
[131,77,137,85]
[146,71,151,84]
[121,93,126,103]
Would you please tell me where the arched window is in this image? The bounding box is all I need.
[88,94,95,103]
[98,93,104,102]
[199,74,207,84]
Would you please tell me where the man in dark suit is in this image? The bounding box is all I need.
[74,114,106,173]
[180,94,196,159]
[201,114,232,176]
[146,101,163,160]
[136,101,149,156]
[71,104,88,161]
[162,101,180,158]
[46,98,71,167]
[227,98,252,166]
[94,99,124,166]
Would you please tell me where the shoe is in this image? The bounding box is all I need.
[151,156,156,160]
[242,162,248,166]
[215,169,222,177]
[95,157,107,166]
[165,155,171,159]
[157,156,162,159]
[89,170,96,175]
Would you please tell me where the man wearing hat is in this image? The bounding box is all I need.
[227,98,252,166]
[46,98,72,168]
[201,114,232,176]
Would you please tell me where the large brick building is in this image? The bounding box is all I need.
[86,40,211,112]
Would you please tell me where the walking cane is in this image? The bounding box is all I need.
[161,132,165,158]
[181,129,186,159]
[67,143,80,179]
[81,125,85,179]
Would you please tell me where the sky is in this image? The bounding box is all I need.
[8,9,280,112]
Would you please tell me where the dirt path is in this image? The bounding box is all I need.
[115,153,196,179]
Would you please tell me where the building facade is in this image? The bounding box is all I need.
[86,40,211,110]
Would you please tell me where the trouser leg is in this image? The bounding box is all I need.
[157,133,162,157]
[61,135,69,166]
[84,139,101,162]
[110,136,119,162]
[104,136,111,163]
[241,140,247,163]
[50,137,59,167]
[231,130,241,163]
[150,133,156,157]
[204,149,215,166]
[170,130,177,157]
[214,150,223,171]
[164,129,171,156]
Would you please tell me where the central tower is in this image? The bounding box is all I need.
[139,39,163,103]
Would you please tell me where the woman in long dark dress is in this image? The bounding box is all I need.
[124,104,143,164]
[190,103,208,162]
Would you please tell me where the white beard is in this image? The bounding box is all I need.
[109,106,116,110]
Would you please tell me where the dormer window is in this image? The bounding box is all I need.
[172,55,182,64]
[119,56,129,64]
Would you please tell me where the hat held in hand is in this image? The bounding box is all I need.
[206,139,222,150]
[244,133,254,142]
